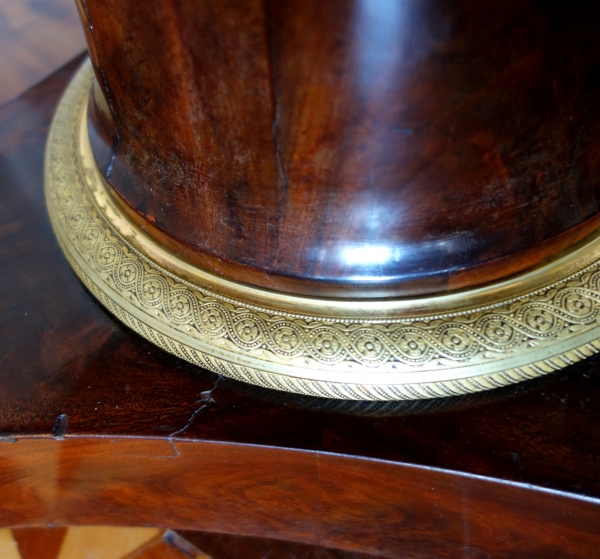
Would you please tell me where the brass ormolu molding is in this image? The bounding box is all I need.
[45,61,600,400]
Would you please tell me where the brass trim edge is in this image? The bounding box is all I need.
[45,61,600,400]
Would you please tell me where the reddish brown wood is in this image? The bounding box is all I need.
[175,530,381,559]
[2,58,600,557]
[11,527,67,559]
[78,0,600,297]
[2,438,600,559]
[0,0,85,106]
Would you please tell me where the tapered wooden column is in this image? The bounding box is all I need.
[44,0,600,399]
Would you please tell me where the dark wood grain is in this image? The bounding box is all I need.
[11,527,67,559]
[79,0,600,297]
[2,438,600,559]
[0,0,86,107]
[1,58,600,556]
[175,530,382,559]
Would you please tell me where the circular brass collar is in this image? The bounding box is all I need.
[45,61,600,400]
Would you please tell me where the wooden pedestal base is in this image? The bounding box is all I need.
[46,61,600,401]
[2,57,600,558]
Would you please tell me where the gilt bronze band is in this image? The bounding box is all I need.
[45,62,600,400]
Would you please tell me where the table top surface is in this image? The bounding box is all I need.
[1,55,600,499]
[0,0,85,106]
[1,56,600,559]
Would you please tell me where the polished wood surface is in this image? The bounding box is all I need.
[3,526,211,559]
[3,525,381,558]
[0,0,85,106]
[177,530,381,559]
[1,58,600,557]
[79,0,600,297]
[10,527,68,559]
[3,438,600,559]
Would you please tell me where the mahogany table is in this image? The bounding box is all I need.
[1,56,600,559]
[0,0,85,106]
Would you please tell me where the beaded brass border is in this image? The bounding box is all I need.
[45,61,600,400]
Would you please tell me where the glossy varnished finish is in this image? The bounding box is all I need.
[2,60,600,556]
[0,0,85,106]
[176,530,382,559]
[3,438,600,559]
[1,526,381,559]
[79,0,600,297]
